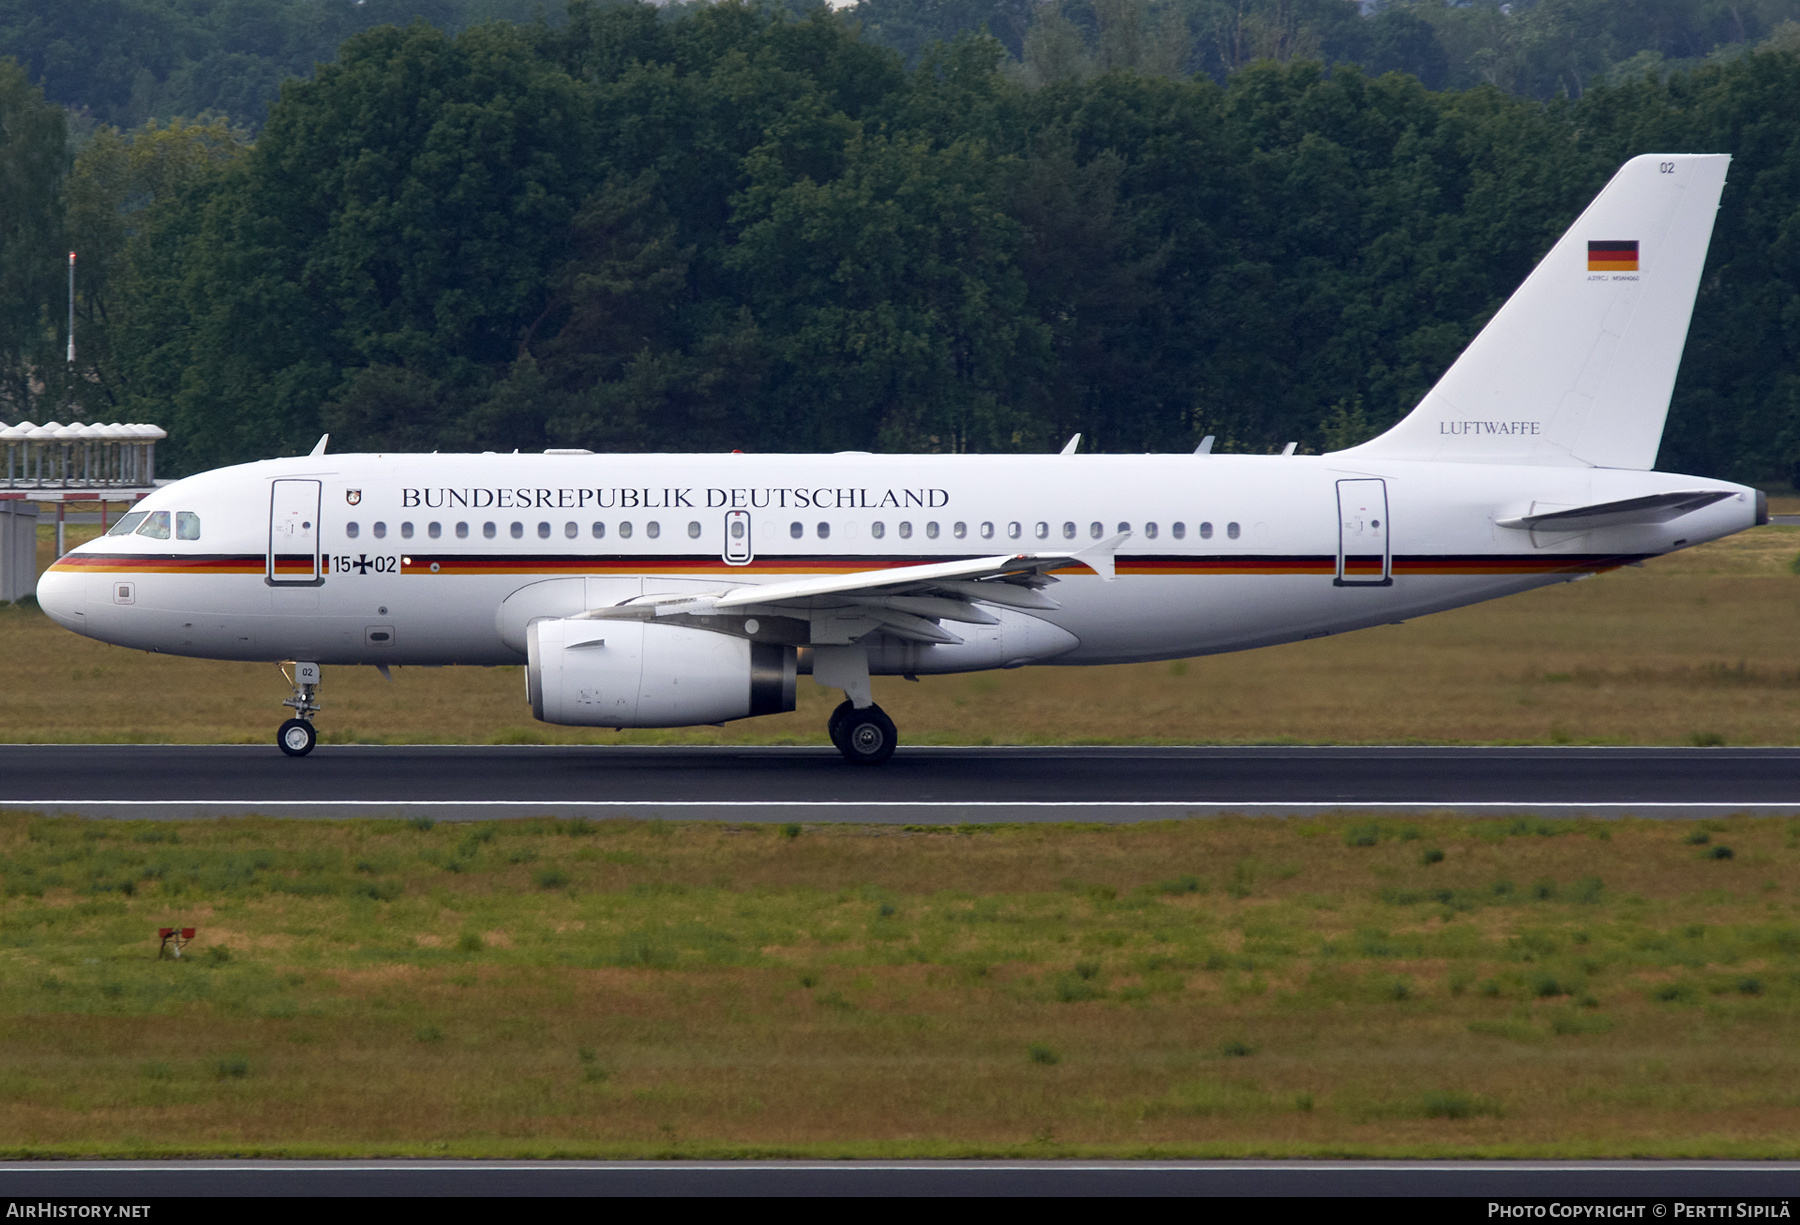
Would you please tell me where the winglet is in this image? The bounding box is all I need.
[309,433,329,456]
[1071,531,1130,582]
[1060,433,1080,455]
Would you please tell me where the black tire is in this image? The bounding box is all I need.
[278,718,317,757]
[826,700,856,752]
[837,704,897,766]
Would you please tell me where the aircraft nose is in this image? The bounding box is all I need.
[34,565,86,631]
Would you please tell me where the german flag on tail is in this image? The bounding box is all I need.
[1588,239,1639,272]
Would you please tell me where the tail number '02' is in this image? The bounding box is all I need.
[331,554,397,575]
[1660,161,1676,173]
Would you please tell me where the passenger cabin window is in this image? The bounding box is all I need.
[565,522,578,539]
[136,511,171,539]
[483,522,496,539]
[400,521,414,539]
[1008,522,1022,540]
[1171,522,1186,539]
[373,522,387,539]
[817,522,830,539]
[790,521,804,539]
[688,521,701,539]
[537,521,551,539]
[980,522,994,539]
[1062,522,1076,539]
[953,522,967,539]
[592,522,605,539]
[926,522,939,539]
[108,511,148,536]
[1199,522,1213,540]
[1227,521,1241,540]
[509,522,523,539]
[346,522,360,539]
[619,521,633,539]
[1035,522,1049,539]
[1145,522,1158,540]
[428,522,442,539]
[871,522,886,539]
[646,522,660,539]
[1089,522,1102,539]
[899,522,913,539]
[455,522,468,539]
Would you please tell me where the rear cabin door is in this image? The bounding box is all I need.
[268,479,322,585]
[1335,479,1391,587]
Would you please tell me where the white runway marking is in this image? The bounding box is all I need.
[7,799,1800,810]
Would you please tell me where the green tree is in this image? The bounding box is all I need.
[0,59,66,418]
[62,116,246,416]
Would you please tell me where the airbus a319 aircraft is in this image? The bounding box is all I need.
[36,154,1765,763]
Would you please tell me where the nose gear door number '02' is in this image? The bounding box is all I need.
[268,479,323,587]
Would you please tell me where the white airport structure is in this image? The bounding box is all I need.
[0,420,165,603]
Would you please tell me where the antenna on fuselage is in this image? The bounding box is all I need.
[1059,434,1080,455]
[309,434,329,456]
[1194,436,1215,455]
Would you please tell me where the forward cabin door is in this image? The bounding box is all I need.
[268,479,322,586]
[1335,479,1391,587]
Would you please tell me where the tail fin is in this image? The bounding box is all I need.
[1332,154,1729,470]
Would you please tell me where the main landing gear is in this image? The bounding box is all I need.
[828,699,897,766]
[278,661,321,757]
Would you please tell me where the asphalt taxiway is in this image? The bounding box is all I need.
[2,743,1798,821]
[1,1159,1796,1197]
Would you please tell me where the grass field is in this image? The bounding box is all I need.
[1,812,1795,1158]
[5,515,1800,746]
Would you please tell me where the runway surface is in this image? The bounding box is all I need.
[4,743,1800,821]
[2,1159,1796,1197]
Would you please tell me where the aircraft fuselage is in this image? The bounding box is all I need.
[37,450,1760,671]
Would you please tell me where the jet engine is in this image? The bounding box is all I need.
[527,618,796,727]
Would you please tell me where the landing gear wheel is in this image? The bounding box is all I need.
[836,704,897,766]
[278,718,317,757]
[827,700,855,752]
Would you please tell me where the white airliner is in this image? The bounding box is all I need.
[36,154,1763,763]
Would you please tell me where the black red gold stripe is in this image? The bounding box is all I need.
[47,553,264,575]
[49,551,1655,579]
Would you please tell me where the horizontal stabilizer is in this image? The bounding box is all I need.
[1496,490,1733,532]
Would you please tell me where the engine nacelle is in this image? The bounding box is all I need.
[527,618,796,728]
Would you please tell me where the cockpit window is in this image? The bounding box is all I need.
[136,510,171,540]
[175,511,201,540]
[107,512,148,537]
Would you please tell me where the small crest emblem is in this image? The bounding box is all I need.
[346,489,362,506]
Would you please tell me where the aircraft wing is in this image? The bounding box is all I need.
[1496,490,1734,532]
[714,533,1127,610]
[572,534,1128,646]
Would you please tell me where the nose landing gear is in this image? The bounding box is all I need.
[278,661,321,757]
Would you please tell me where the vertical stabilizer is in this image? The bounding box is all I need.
[1332,154,1729,470]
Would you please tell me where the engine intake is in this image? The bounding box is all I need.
[527,618,796,727]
